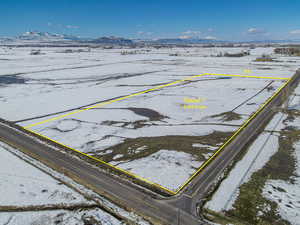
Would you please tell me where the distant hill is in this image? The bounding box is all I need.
[1,31,299,46]
[17,31,82,41]
[88,36,133,45]
[16,32,133,44]
[150,38,225,44]
[0,31,133,46]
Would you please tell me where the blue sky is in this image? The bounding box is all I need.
[1,0,300,41]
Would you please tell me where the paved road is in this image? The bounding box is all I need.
[171,106,274,216]
[1,71,298,224]
[0,122,203,225]
[166,109,273,215]
[172,71,300,216]
[0,93,289,224]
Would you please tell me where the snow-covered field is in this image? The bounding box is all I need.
[0,208,123,225]
[0,47,297,121]
[0,143,91,207]
[21,76,283,191]
[111,149,203,190]
[205,82,300,224]
[0,141,151,225]
[205,132,280,211]
[1,46,299,192]
[0,142,125,224]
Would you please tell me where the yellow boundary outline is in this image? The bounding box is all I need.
[21,73,290,195]
[175,77,291,193]
[23,127,176,194]
[24,73,288,129]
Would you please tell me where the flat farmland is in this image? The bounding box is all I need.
[0,47,298,193]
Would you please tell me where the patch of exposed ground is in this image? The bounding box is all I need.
[92,131,234,163]
[0,207,124,225]
[101,119,149,129]
[211,112,243,122]
[13,81,167,124]
[0,203,98,212]
[90,107,168,122]
[257,67,273,70]
[126,107,168,121]
[52,107,167,130]
[216,116,300,225]
[0,75,27,85]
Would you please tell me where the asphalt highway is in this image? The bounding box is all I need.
[170,71,300,217]
[0,122,203,225]
[1,71,298,224]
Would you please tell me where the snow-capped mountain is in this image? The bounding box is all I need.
[1,31,299,46]
[0,31,131,45]
[17,31,81,41]
[0,37,14,43]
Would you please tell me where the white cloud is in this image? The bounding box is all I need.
[66,25,79,29]
[182,30,201,35]
[137,31,153,36]
[247,28,266,35]
[46,23,79,29]
[179,35,192,39]
[207,28,214,32]
[290,30,300,34]
[204,36,217,40]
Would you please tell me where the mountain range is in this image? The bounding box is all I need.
[1,31,299,46]
[18,31,82,41]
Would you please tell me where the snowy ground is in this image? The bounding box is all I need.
[0,141,151,225]
[20,76,283,191]
[0,143,91,207]
[0,47,298,121]
[205,82,300,225]
[0,208,123,225]
[111,150,203,190]
[0,142,123,224]
[0,46,299,192]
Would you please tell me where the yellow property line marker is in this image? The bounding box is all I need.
[204,73,289,80]
[21,72,291,195]
[174,77,291,194]
[24,73,206,129]
[24,73,288,129]
[23,127,177,195]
